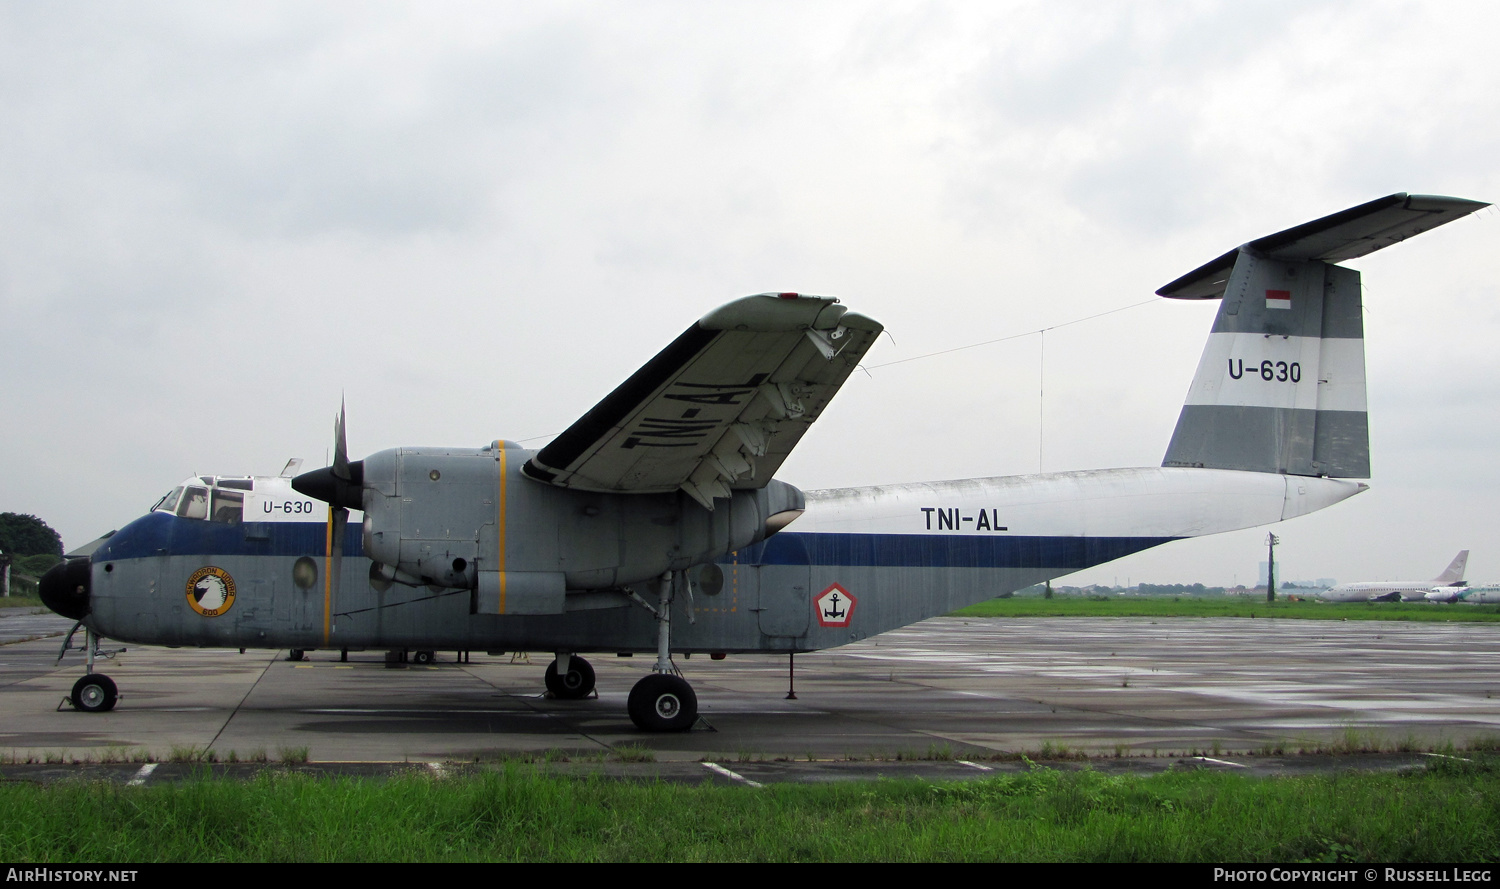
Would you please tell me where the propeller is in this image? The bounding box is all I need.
[291,401,364,647]
[290,400,364,510]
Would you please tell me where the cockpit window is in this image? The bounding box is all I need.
[217,478,253,491]
[178,486,209,520]
[153,487,184,514]
[210,489,244,524]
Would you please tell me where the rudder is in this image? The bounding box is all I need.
[1158,193,1488,479]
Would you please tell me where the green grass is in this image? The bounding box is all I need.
[954,596,1500,622]
[1,760,1497,862]
[0,594,45,610]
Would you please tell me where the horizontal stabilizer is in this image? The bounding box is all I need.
[1158,193,1489,300]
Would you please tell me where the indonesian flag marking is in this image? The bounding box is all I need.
[1266,289,1291,310]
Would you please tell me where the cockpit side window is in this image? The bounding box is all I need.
[210,489,244,524]
[178,486,209,520]
[217,478,253,491]
[153,487,184,514]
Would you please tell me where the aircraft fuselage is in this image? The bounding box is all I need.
[63,462,1364,655]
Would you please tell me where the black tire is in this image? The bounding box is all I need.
[413,650,435,665]
[627,673,696,732]
[71,674,118,713]
[544,656,596,699]
[287,649,305,662]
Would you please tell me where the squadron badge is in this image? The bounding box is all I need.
[185,566,237,617]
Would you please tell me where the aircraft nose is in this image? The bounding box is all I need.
[38,558,91,621]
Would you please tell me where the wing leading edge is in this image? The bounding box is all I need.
[522,293,882,509]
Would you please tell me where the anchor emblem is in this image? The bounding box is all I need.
[814,582,857,628]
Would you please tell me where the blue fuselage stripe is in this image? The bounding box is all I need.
[741,532,1179,570]
[95,513,1177,573]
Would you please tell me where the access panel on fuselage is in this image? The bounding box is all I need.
[754,532,810,638]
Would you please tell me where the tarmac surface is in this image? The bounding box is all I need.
[1,607,1497,784]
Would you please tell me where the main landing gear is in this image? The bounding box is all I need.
[545,653,596,699]
[628,673,696,733]
[58,624,120,713]
[626,569,698,733]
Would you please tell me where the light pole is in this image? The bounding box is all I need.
[1266,533,1280,603]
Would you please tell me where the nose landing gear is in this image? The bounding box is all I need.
[70,673,118,713]
[56,624,122,713]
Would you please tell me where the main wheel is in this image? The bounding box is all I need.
[413,650,436,665]
[544,656,596,699]
[627,673,697,732]
[71,674,118,713]
[287,649,306,662]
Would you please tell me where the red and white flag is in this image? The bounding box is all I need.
[1265,289,1291,310]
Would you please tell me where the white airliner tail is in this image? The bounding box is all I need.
[1434,550,1469,585]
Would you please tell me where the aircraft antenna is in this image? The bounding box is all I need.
[1038,328,1045,474]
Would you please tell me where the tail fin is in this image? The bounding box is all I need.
[1434,550,1469,585]
[1159,194,1487,478]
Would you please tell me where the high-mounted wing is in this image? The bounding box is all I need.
[522,293,881,508]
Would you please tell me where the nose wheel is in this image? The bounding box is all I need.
[58,625,122,713]
[70,674,118,713]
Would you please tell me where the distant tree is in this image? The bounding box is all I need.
[13,553,61,576]
[0,513,63,558]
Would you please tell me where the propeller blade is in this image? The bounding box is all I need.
[333,398,350,481]
[292,401,363,510]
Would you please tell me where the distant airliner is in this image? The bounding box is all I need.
[1425,582,1499,605]
[1317,551,1469,603]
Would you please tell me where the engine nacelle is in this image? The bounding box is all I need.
[359,440,804,613]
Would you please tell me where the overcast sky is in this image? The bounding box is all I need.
[2,1,1496,586]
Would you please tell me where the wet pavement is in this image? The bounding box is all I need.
[1,612,1496,783]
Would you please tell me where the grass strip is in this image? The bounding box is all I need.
[954,597,1500,621]
[1,758,1496,862]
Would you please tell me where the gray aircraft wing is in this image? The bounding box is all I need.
[521,293,882,508]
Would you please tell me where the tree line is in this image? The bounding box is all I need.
[1,512,64,596]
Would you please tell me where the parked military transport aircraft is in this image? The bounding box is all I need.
[41,193,1487,730]
[1317,550,1470,602]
